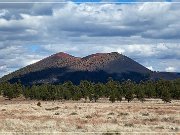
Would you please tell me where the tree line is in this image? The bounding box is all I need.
[0,78,179,103]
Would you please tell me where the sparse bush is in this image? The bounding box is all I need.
[146,118,158,122]
[171,127,179,131]
[37,102,41,107]
[142,113,149,116]
[76,124,83,129]
[45,106,60,111]
[85,115,92,119]
[102,133,113,135]
[108,112,115,115]
[156,126,164,129]
[161,117,175,122]
[102,132,120,135]
[54,112,60,115]
[124,123,134,127]
[102,131,121,135]
[118,112,128,116]
[1,109,6,111]
[70,112,77,115]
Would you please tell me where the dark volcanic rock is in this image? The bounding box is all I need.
[0,52,179,85]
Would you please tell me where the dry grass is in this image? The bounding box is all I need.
[0,97,179,134]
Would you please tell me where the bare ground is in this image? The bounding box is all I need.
[0,97,179,135]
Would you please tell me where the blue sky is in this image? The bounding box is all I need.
[73,0,172,2]
[0,0,180,77]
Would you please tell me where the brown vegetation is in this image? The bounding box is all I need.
[0,97,179,134]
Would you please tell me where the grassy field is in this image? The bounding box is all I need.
[0,97,179,135]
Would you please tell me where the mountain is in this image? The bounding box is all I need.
[0,52,179,85]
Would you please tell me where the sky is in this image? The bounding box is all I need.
[0,0,180,77]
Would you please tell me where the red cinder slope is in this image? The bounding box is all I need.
[70,52,121,71]
[1,52,179,84]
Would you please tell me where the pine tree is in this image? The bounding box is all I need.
[109,91,116,103]
[2,82,22,100]
[124,80,134,102]
[93,83,101,102]
[79,80,91,101]
[115,82,123,102]
[88,83,94,102]
[161,86,171,103]
[72,86,82,101]
[116,93,122,102]
[138,89,145,103]
[3,85,14,100]
[55,84,64,100]
[62,81,74,100]
[23,86,31,99]
[106,78,117,98]
[135,83,145,103]
[144,80,156,98]
[125,90,133,102]
[13,81,23,98]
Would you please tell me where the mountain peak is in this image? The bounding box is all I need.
[1,51,179,85]
[54,52,74,58]
[110,52,121,55]
[82,52,121,59]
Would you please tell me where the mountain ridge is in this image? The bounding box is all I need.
[0,52,179,85]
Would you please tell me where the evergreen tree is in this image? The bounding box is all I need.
[13,82,22,98]
[137,89,145,103]
[124,80,134,102]
[93,83,101,102]
[116,93,122,102]
[23,86,31,99]
[170,79,180,100]
[109,90,116,103]
[125,90,133,102]
[63,81,74,100]
[144,80,156,98]
[3,85,14,100]
[161,86,171,103]
[2,82,22,100]
[55,84,64,100]
[135,83,145,102]
[79,80,91,101]
[72,85,82,101]
[116,82,123,102]
[106,78,117,98]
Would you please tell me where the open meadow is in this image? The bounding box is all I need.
[0,97,179,135]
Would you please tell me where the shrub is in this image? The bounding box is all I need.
[70,112,78,115]
[85,115,92,119]
[142,113,149,116]
[37,102,41,107]
[124,123,134,127]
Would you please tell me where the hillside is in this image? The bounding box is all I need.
[0,52,179,85]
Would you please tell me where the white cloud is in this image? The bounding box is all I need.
[0,2,180,77]
[165,66,176,72]
[0,9,9,17]
[0,65,7,71]
[147,66,153,71]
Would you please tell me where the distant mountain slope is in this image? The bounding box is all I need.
[0,52,179,85]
